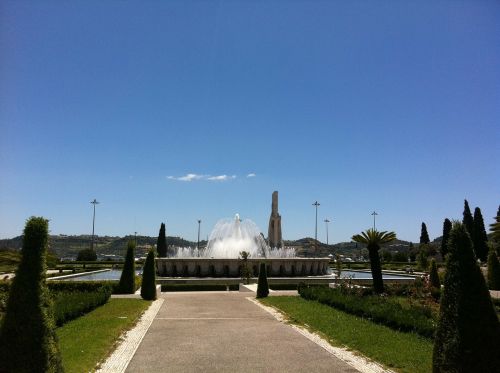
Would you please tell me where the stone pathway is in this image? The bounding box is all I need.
[123,292,362,373]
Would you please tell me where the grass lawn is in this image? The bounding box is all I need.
[261,296,433,373]
[57,298,152,373]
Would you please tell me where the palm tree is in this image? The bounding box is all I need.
[352,229,396,293]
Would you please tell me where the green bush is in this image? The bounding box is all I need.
[76,248,97,261]
[298,284,436,339]
[433,222,500,372]
[141,250,156,300]
[0,217,63,372]
[116,241,136,294]
[256,262,269,298]
[487,250,500,290]
[429,259,440,289]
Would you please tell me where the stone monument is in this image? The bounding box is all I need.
[268,191,283,248]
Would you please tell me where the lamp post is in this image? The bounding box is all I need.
[197,219,201,252]
[371,211,378,230]
[90,199,99,251]
[312,201,320,255]
[324,218,330,245]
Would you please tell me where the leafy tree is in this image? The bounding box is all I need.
[432,222,500,372]
[429,258,440,288]
[490,205,500,256]
[0,217,63,372]
[408,242,417,261]
[380,249,392,262]
[417,249,429,271]
[76,248,97,261]
[420,222,430,245]
[239,251,251,285]
[487,249,500,290]
[117,240,136,294]
[256,262,269,298]
[352,229,396,294]
[440,218,452,259]
[472,207,488,262]
[392,251,408,262]
[462,199,474,236]
[156,223,167,257]
[141,249,157,300]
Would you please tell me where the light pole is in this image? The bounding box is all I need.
[197,220,201,252]
[371,211,378,230]
[90,199,99,251]
[324,218,330,245]
[312,201,320,255]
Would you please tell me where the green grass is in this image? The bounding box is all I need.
[56,298,152,373]
[261,296,433,373]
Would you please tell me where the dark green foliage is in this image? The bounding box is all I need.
[432,223,500,372]
[392,251,408,262]
[408,242,417,261]
[76,248,97,261]
[490,205,500,256]
[380,249,392,262]
[117,241,136,294]
[462,199,474,236]
[420,222,430,245]
[298,285,436,338]
[440,219,452,259]
[429,259,440,289]
[487,250,500,290]
[0,217,63,373]
[256,262,269,298]
[156,223,167,257]
[472,207,488,262]
[417,249,428,271]
[141,249,157,300]
[239,251,251,284]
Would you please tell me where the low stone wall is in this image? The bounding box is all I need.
[155,257,330,278]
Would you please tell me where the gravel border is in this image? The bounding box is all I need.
[96,298,164,373]
[248,297,395,373]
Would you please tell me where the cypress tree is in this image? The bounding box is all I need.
[472,207,488,262]
[440,218,452,259]
[432,222,500,372]
[117,240,136,294]
[429,258,440,288]
[157,223,167,257]
[420,222,430,245]
[487,250,500,290]
[490,205,500,256]
[141,249,157,300]
[256,262,269,298]
[462,199,474,236]
[0,217,63,373]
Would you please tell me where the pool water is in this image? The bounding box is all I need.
[336,270,415,280]
[61,269,142,281]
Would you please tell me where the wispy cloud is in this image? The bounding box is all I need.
[246,173,256,178]
[167,173,237,182]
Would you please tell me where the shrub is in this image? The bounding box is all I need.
[417,249,428,271]
[76,248,97,261]
[487,249,500,290]
[141,250,157,300]
[0,217,63,372]
[256,262,269,298]
[116,241,136,294]
[298,285,436,339]
[157,223,167,257]
[429,259,440,289]
[432,223,500,372]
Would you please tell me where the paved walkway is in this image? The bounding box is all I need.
[125,292,359,373]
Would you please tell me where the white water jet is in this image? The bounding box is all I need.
[172,214,296,259]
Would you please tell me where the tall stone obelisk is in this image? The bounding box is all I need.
[268,191,283,248]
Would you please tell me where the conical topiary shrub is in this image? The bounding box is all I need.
[256,262,269,298]
[432,223,500,372]
[0,217,63,372]
[141,249,157,300]
[429,258,440,289]
[117,240,136,294]
[487,249,500,291]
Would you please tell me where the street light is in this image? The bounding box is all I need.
[197,220,201,252]
[324,218,330,245]
[312,201,320,255]
[371,211,378,230]
[90,199,99,251]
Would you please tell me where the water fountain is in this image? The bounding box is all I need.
[156,213,330,278]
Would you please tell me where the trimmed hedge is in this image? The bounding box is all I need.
[161,284,239,292]
[298,284,436,338]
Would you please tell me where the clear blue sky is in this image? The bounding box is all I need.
[1,1,499,244]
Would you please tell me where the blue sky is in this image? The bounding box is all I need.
[1,1,499,243]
